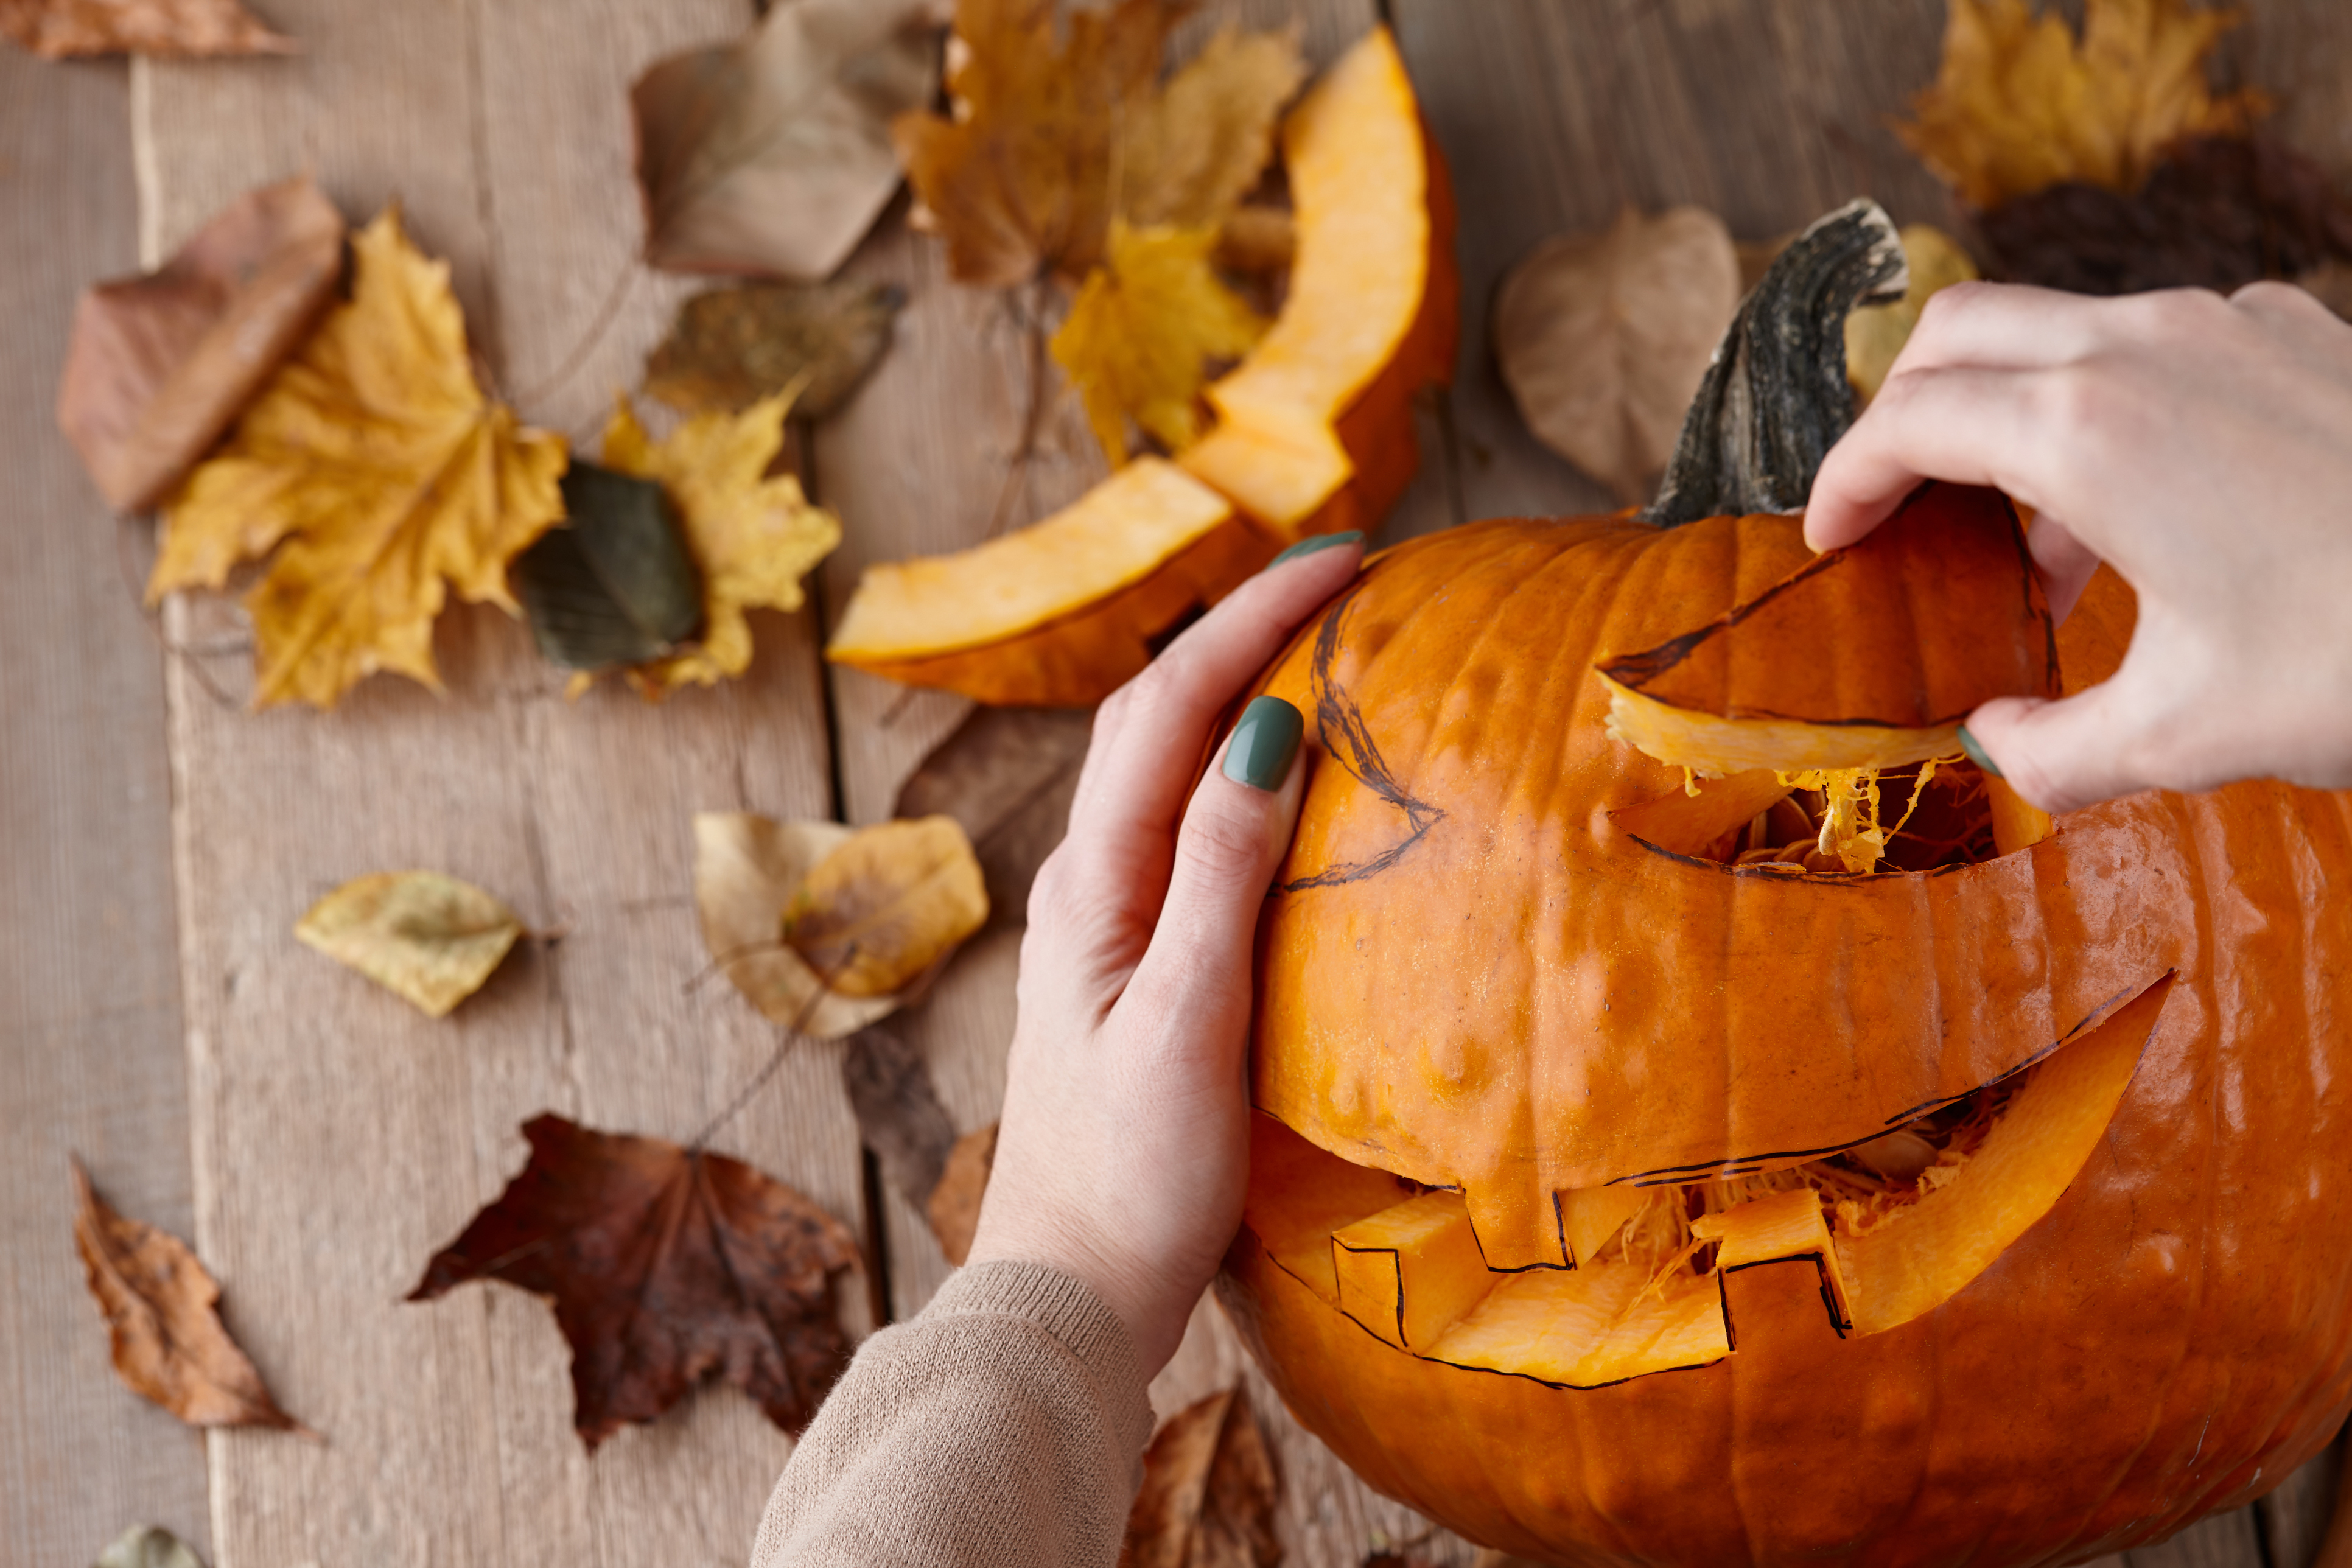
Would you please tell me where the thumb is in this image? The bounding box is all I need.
[1124,695,1306,1036]
[1962,681,2157,814]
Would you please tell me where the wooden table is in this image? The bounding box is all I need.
[3,2,2347,1565]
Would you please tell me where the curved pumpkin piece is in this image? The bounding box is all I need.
[827,26,1455,707]
[1597,483,2055,775]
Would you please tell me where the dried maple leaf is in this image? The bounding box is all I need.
[57,174,342,513]
[72,1158,309,1434]
[784,816,989,998]
[94,1526,206,1568]
[1493,206,1742,506]
[1,0,290,58]
[1116,24,1306,231]
[925,1121,996,1266]
[407,1115,858,1449]
[294,870,523,1018]
[1051,221,1265,466]
[632,0,940,279]
[1897,0,2267,211]
[643,279,904,420]
[1122,1388,1282,1568]
[1846,224,1979,404]
[892,704,1091,925]
[894,0,1178,287]
[597,394,839,698]
[148,207,566,710]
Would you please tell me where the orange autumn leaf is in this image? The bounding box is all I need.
[1051,220,1264,466]
[598,394,840,698]
[149,208,566,709]
[1,0,291,58]
[1897,0,2266,209]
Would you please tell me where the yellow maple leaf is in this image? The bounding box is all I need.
[1898,0,2267,210]
[893,0,1302,287]
[150,207,566,709]
[1050,221,1265,467]
[600,393,841,698]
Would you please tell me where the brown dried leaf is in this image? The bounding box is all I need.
[1117,24,1306,231]
[840,1027,957,1210]
[643,279,904,420]
[785,816,989,998]
[632,0,941,279]
[695,814,901,1039]
[925,1121,996,1267]
[894,0,1176,286]
[72,1158,308,1434]
[1122,1388,1282,1568]
[1978,133,2352,295]
[1493,206,1741,506]
[2301,258,2352,320]
[1,0,290,58]
[1846,224,1979,405]
[294,870,523,1018]
[1897,0,2266,211]
[408,1115,858,1449]
[57,175,341,512]
[893,704,1092,926]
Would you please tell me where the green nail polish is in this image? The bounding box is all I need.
[1224,696,1304,791]
[1956,724,2004,779]
[1264,530,1362,571]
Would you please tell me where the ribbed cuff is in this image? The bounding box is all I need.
[923,1259,1155,1455]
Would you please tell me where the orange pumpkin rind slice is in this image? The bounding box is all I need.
[1597,481,2056,778]
[1247,974,2164,1387]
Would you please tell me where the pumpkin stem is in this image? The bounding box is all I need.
[1642,200,1908,527]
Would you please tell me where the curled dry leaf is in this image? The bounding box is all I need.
[1846,224,1979,405]
[1116,25,1307,232]
[643,279,905,421]
[407,1115,858,1449]
[1052,221,1265,466]
[926,1121,996,1267]
[632,0,941,279]
[1494,206,1741,506]
[785,816,990,998]
[149,207,566,710]
[95,1526,206,1568]
[72,1158,308,1434]
[598,394,841,698]
[892,703,1091,925]
[1,0,290,58]
[294,870,523,1018]
[1123,1387,1283,1568]
[839,1028,956,1209]
[694,813,985,1037]
[1897,0,2266,211]
[514,462,705,674]
[57,174,341,513]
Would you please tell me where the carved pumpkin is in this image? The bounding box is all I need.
[1217,202,2352,1565]
[828,27,1457,707]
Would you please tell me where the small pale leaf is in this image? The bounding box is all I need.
[95,1525,206,1568]
[693,814,898,1040]
[1846,225,1980,405]
[785,816,989,999]
[295,870,522,1018]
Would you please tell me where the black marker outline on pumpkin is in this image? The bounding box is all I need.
[1279,582,1447,894]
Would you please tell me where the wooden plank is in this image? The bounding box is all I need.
[2129,1507,2269,1567]
[133,2,870,1563]
[2260,1436,2346,1568]
[0,51,214,1568]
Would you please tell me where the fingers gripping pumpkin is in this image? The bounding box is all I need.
[1217,201,2352,1566]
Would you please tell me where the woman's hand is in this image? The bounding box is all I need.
[1807,279,2352,812]
[964,534,1362,1375]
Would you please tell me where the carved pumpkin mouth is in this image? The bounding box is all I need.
[1245,975,2166,1388]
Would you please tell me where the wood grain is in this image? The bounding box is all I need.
[132,2,868,1564]
[0,50,213,1568]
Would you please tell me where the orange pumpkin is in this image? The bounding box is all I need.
[1219,201,2352,1565]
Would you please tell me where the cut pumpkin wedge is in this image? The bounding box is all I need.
[1244,973,2165,1387]
[1597,483,2056,777]
[827,26,1457,707]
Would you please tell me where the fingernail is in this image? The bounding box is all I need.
[1224,696,1304,791]
[1956,724,2004,779]
[1264,530,1362,571]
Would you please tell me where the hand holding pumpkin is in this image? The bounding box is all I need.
[1807,278,2352,812]
[964,536,1362,1374]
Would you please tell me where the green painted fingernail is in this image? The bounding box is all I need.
[1224,696,1304,791]
[1264,530,1362,570]
[1957,724,2004,779]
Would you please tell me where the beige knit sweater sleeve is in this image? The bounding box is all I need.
[750,1259,1157,1568]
